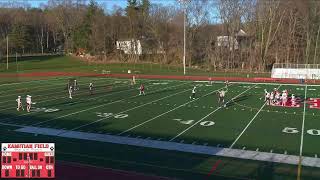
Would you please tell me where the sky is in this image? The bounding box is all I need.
[1,0,219,23]
[26,0,176,10]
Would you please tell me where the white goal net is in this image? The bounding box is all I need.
[271,63,320,79]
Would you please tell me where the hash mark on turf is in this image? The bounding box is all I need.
[270,149,273,153]
[242,147,246,150]
[256,148,259,152]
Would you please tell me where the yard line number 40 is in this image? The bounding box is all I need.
[173,119,215,127]
[283,127,320,136]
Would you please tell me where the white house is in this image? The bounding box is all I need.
[116,39,142,55]
[216,36,239,50]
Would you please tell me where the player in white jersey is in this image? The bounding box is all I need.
[218,89,227,107]
[291,94,296,105]
[264,89,270,105]
[270,92,274,105]
[281,90,288,106]
[74,80,78,91]
[16,96,23,111]
[68,86,73,99]
[190,86,196,99]
[131,76,136,85]
[89,82,94,95]
[26,95,32,112]
[208,77,213,85]
[225,80,229,88]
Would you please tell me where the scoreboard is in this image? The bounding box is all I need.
[1,143,55,178]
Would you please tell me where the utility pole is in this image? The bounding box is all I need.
[16,52,18,72]
[183,4,186,75]
[179,0,187,75]
[6,36,9,70]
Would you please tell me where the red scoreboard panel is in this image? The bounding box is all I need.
[1,143,55,178]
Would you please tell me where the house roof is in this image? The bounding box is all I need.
[236,29,248,37]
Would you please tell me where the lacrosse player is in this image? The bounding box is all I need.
[139,84,145,95]
[218,89,228,107]
[16,96,23,111]
[68,86,73,99]
[89,82,94,95]
[190,86,196,99]
[26,95,32,112]
[74,80,79,91]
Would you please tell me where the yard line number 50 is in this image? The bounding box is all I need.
[282,127,320,136]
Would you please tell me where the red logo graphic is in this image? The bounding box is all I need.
[307,98,320,109]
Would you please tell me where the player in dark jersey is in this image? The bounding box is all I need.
[89,82,94,95]
[139,84,145,95]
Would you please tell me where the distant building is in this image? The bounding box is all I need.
[216,29,251,51]
[116,38,165,55]
[216,36,239,50]
[116,39,142,55]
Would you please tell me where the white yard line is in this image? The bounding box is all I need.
[299,85,308,157]
[170,84,257,141]
[0,77,160,110]
[30,82,190,126]
[0,81,160,123]
[0,81,130,112]
[229,84,282,149]
[227,81,320,87]
[0,76,116,99]
[0,76,71,87]
[14,126,320,168]
[118,85,228,136]
[59,85,192,133]
[0,78,126,106]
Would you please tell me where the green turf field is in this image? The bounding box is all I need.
[0,55,270,78]
[0,76,320,179]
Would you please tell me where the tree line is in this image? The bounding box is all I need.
[1,0,320,72]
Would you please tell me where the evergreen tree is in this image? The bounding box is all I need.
[9,23,31,53]
[72,0,98,51]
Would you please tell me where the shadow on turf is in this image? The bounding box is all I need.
[226,95,250,107]
[254,162,275,180]
[0,112,312,180]
[0,55,63,63]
